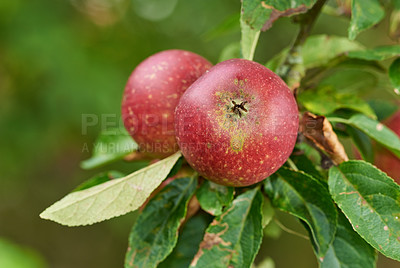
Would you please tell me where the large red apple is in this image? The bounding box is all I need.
[121,50,212,157]
[174,59,299,187]
[375,110,400,182]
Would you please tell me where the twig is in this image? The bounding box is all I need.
[273,218,309,240]
[277,0,328,90]
[286,158,299,171]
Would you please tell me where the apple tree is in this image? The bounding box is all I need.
[41,0,400,267]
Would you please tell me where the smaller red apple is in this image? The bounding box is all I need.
[375,110,400,183]
[121,50,212,158]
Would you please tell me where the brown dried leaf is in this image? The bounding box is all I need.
[300,112,348,164]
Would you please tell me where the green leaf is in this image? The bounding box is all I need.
[368,99,399,121]
[319,68,379,95]
[241,0,317,31]
[346,114,400,158]
[348,45,400,61]
[40,151,181,226]
[241,0,270,32]
[0,237,46,268]
[190,188,263,268]
[320,210,377,268]
[389,57,400,94]
[328,160,400,261]
[302,35,363,69]
[290,153,325,182]
[264,168,337,258]
[346,126,374,163]
[266,35,363,75]
[159,214,211,268]
[262,197,275,228]
[80,128,138,170]
[348,0,385,40]
[165,156,184,178]
[196,180,234,216]
[295,142,322,166]
[336,58,386,72]
[125,177,197,268]
[73,171,125,192]
[298,87,376,119]
[218,42,241,62]
[266,34,363,73]
[240,0,317,60]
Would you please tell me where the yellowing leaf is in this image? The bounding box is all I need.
[40,152,181,226]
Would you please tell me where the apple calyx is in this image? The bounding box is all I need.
[231,100,248,118]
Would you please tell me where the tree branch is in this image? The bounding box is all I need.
[277,0,327,90]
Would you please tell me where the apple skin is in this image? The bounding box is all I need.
[174,59,299,187]
[122,50,212,158]
[375,110,400,182]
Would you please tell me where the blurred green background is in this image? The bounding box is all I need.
[0,0,398,267]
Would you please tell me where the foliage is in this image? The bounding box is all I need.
[265,168,337,258]
[80,128,138,170]
[190,188,263,268]
[39,0,400,267]
[125,177,197,268]
[0,238,47,268]
[320,211,377,268]
[329,161,400,261]
[40,152,181,226]
[196,180,234,216]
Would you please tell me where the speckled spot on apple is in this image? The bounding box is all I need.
[230,134,245,152]
[213,83,255,153]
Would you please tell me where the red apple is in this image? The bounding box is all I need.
[174,59,299,187]
[122,50,212,157]
[375,110,400,182]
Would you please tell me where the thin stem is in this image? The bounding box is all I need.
[248,31,260,61]
[240,19,260,61]
[292,0,328,47]
[273,218,309,240]
[286,158,299,171]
